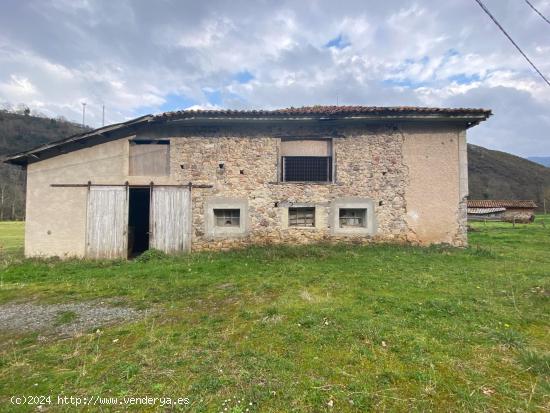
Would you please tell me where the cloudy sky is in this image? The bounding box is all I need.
[0,0,549,157]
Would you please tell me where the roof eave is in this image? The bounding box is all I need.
[3,114,154,166]
[3,111,491,166]
[161,113,490,123]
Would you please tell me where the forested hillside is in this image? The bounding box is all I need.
[468,144,550,208]
[0,111,548,219]
[0,110,86,220]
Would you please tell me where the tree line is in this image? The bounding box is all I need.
[0,107,87,220]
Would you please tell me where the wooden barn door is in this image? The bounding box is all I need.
[86,186,128,259]
[149,187,191,253]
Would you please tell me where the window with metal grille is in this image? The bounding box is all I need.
[282,156,332,182]
[288,207,315,227]
[339,208,367,228]
[214,209,240,227]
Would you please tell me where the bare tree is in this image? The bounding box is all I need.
[0,183,6,221]
[10,193,16,220]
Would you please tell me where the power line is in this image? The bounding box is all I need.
[473,0,550,87]
[524,0,550,26]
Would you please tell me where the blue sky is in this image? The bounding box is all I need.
[0,0,549,156]
[325,34,351,49]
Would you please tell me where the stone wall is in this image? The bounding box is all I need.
[454,197,468,247]
[168,125,412,251]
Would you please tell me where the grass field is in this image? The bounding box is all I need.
[0,221,24,259]
[0,219,548,412]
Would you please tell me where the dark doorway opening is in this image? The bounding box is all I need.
[128,188,150,257]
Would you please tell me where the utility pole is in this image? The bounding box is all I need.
[81,102,87,127]
[102,104,105,126]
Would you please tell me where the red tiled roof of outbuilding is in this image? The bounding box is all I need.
[467,200,538,209]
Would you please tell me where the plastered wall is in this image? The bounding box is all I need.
[401,124,466,246]
[25,138,176,257]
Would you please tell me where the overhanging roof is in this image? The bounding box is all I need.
[154,105,492,121]
[4,106,492,166]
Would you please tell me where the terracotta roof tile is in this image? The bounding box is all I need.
[467,200,537,208]
[155,105,492,120]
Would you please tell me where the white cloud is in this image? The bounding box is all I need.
[185,103,222,111]
[0,0,549,156]
[0,75,37,98]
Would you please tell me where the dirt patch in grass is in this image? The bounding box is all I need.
[0,300,144,337]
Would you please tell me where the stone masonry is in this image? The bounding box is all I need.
[168,125,412,251]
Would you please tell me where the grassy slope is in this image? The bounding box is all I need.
[0,221,548,412]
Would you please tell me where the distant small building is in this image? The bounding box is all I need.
[467,200,537,222]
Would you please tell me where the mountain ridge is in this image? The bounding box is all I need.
[468,144,550,206]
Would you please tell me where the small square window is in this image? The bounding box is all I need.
[339,208,367,228]
[129,140,170,176]
[289,207,315,227]
[214,209,240,227]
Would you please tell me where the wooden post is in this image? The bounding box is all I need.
[513,216,516,228]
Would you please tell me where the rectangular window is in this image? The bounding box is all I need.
[339,208,367,228]
[288,207,315,227]
[214,209,240,227]
[280,139,332,182]
[129,140,170,176]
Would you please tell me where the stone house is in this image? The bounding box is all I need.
[467,199,537,222]
[5,106,491,258]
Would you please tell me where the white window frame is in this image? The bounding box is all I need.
[288,207,316,228]
[205,197,248,238]
[330,198,377,235]
[339,208,367,228]
[214,209,241,228]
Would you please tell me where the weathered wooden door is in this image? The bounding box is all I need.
[149,187,191,253]
[86,186,128,259]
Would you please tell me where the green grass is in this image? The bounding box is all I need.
[0,219,549,412]
[0,221,24,259]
